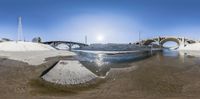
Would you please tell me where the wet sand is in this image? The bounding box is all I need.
[1,52,200,99]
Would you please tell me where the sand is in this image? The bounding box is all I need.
[0,41,55,51]
[0,50,76,65]
[179,43,200,51]
[42,60,98,85]
[0,41,76,65]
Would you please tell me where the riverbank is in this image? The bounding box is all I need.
[1,51,200,99]
[179,43,200,51]
[0,50,76,65]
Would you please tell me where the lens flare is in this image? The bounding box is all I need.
[97,35,104,42]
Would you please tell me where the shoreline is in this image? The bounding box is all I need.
[0,50,76,65]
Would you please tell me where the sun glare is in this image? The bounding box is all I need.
[97,35,104,42]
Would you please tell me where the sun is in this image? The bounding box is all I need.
[97,35,104,42]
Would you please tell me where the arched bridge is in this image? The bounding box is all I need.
[42,41,88,51]
[136,36,197,48]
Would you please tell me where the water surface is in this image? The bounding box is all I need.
[75,50,152,76]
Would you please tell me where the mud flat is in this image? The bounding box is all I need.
[0,56,77,99]
[41,60,98,85]
[1,51,200,99]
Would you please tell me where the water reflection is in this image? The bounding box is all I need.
[75,50,152,77]
[72,49,200,96]
[162,49,179,57]
[161,49,200,58]
[74,49,200,78]
[157,49,200,65]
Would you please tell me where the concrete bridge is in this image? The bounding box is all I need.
[135,36,197,48]
[42,41,88,51]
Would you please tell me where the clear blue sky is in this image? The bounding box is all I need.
[0,0,200,43]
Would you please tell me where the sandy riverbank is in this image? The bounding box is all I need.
[1,52,200,99]
[0,50,76,65]
[0,41,76,65]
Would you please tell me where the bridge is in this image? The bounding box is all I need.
[135,36,198,48]
[42,41,88,51]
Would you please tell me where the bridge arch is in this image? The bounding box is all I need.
[142,37,182,48]
[55,43,70,50]
[43,41,88,51]
[160,37,180,48]
[143,39,157,45]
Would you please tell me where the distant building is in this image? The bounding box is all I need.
[32,37,41,43]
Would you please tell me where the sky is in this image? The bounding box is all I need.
[0,0,200,44]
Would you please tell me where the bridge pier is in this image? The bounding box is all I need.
[79,45,85,49]
[67,43,74,51]
[182,37,185,46]
[158,37,162,48]
[51,42,57,48]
